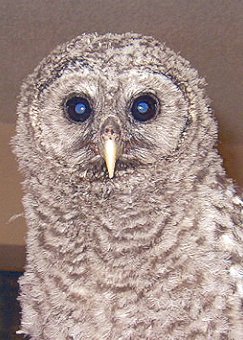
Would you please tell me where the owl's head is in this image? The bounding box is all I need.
[15,33,217,183]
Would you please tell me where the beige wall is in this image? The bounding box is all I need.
[0,124,26,246]
[0,0,242,269]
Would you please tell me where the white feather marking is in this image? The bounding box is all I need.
[221,234,236,251]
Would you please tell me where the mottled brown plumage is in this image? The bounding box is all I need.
[13,33,243,339]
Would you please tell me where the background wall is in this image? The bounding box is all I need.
[0,0,242,269]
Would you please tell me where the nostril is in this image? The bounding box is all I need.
[100,116,121,141]
[105,127,113,134]
[104,126,116,136]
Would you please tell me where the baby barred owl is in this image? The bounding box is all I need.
[13,33,242,339]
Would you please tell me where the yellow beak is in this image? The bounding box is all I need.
[103,138,118,178]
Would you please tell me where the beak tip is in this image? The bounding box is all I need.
[109,172,115,179]
[107,167,115,179]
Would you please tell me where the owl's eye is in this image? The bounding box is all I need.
[131,95,158,122]
[65,96,92,122]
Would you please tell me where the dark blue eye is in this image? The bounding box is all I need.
[131,95,158,122]
[137,102,149,113]
[65,96,92,122]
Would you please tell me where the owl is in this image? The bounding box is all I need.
[13,33,243,339]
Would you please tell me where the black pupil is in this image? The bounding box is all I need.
[65,96,92,122]
[131,95,158,122]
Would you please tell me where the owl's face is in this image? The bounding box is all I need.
[17,34,215,183]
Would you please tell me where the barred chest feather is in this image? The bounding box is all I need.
[19,167,243,339]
